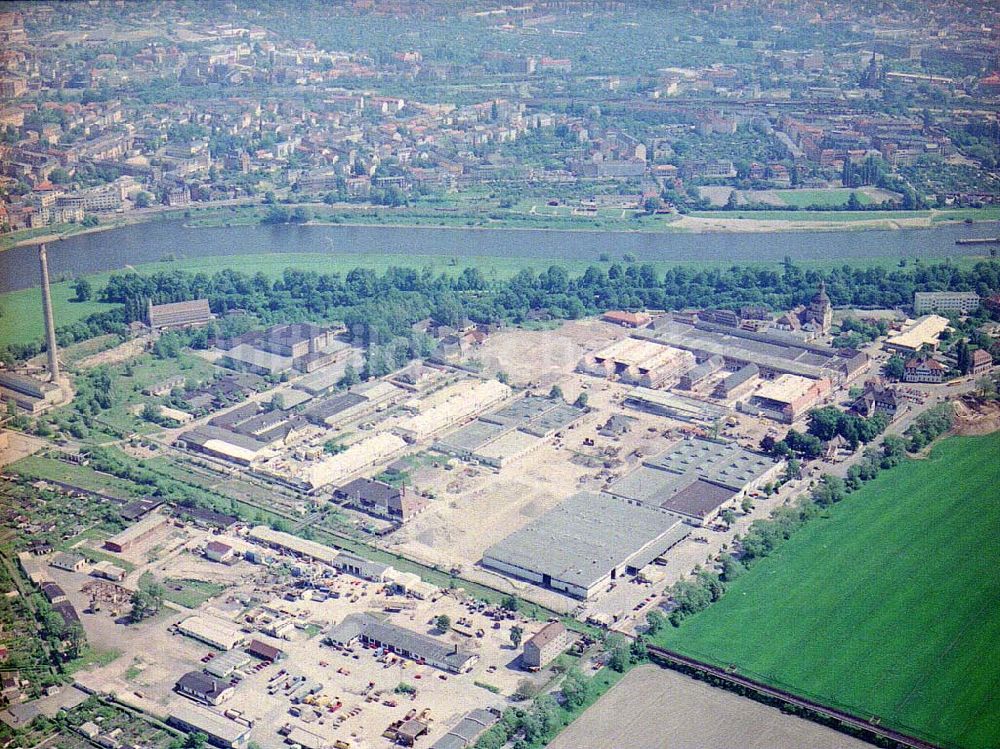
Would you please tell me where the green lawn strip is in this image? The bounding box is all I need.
[58,526,112,551]
[64,646,123,675]
[9,455,146,499]
[654,434,1000,749]
[530,665,630,748]
[768,188,866,208]
[160,578,225,608]
[76,547,136,572]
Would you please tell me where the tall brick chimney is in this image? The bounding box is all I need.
[38,243,60,381]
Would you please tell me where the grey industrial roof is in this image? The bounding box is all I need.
[607,466,691,504]
[334,551,393,579]
[719,363,760,390]
[482,492,685,590]
[683,355,725,383]
[221,343,293,373]
[660,479,735,519]
[303,391,367,422]
[203,649,250,677]
[480,395,557,427]
[435,419,510,452]
[168,701,251,744]
[646,322,845,379]
[327,613,475,671]
[520,402,584,436]
[179,425,269,453]
[431,709,498,749]
[644,438,776,491]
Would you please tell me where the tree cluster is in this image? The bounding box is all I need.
[5,259,998,366]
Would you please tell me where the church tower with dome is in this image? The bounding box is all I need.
[801,280,833,334]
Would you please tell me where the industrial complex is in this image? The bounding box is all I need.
[4,262,994,749]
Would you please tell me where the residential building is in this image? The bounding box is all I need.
[333,477,427,522]
[913,291,980,315]
[176,672,235,706]
[522,622,571,670]
[971,349,993,375]
[903,358,946,384]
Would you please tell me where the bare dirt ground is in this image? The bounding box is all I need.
[953,397,1000,436]
[385,432,595,571]
[548,665,873,749]
[0,429,47,467]
[472,319,624,387]
[76,337,147,369]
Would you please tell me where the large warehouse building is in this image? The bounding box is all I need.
[103,512,171,553]
[884,315,950,353]
[434,395,586,467]
[579,337,695,388]
[624,387,729,425]
[607,438,783,525]
[744,374,831,423]
[176,615,247,651]
[0,370,63,413]
[306,432,408,491]
[644,319,867,384]
[147,299,214,330]
[481,492,690,600]
[395,379,511,442]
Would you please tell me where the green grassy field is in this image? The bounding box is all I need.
[161,578,225,608]
[768,187,873,208]
[10,455,145,499]
[0,282,117,349]
[655,433,1000,749]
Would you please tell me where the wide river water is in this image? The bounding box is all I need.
[2,219,998,293]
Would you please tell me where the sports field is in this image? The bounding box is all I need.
[655,433,1000,749]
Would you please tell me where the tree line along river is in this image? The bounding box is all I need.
[1,219,998,293]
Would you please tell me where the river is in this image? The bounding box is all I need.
[2,219,997,293]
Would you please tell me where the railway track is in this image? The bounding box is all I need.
[646,644,941,749]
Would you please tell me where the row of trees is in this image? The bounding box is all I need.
[5,258,997,365]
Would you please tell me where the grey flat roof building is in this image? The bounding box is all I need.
[326,613,477,673]
[644,438,777,491]
[482,492,688,599]
[435,419,510,453]
[644,321,864,382]
[608,438,782,524]
[431,709,499,749]
[167,701,250,748]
